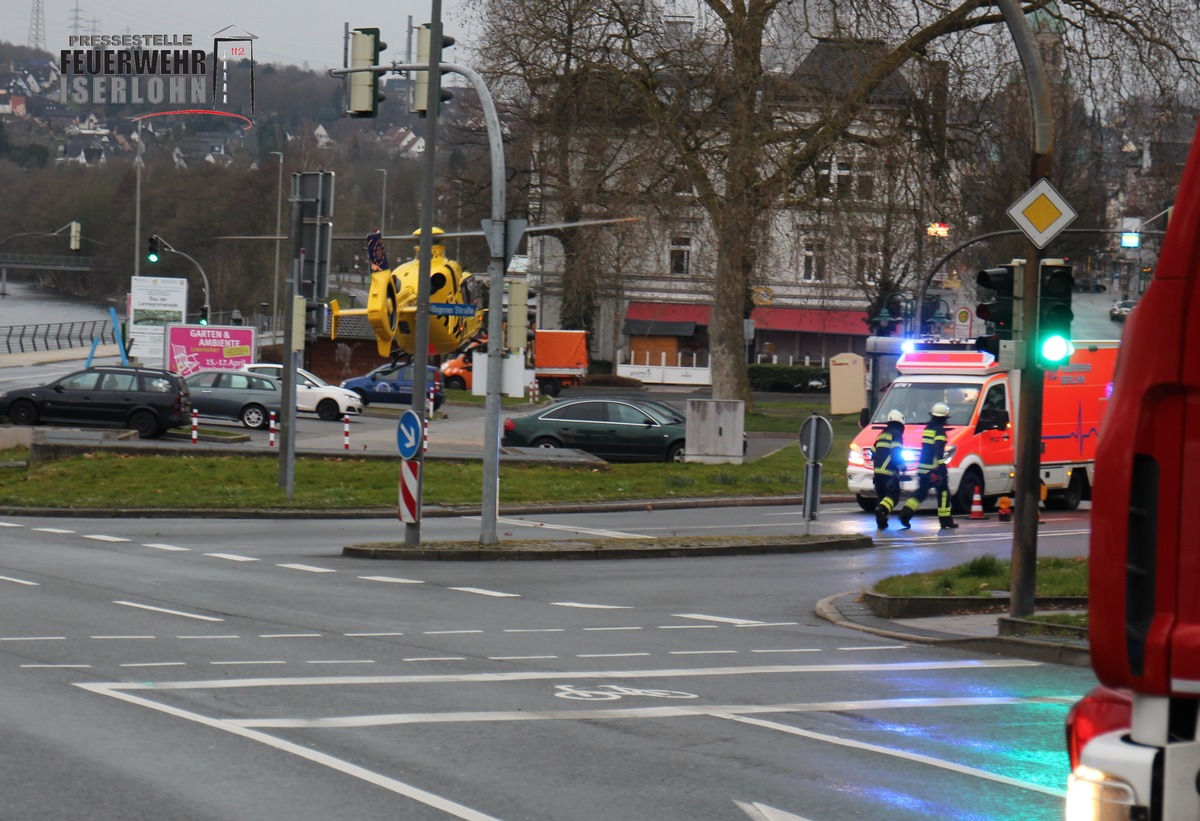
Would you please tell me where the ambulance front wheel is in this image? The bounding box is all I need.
[952,468,984,515]
[1046,471,1086,511]
[855,494,877,513]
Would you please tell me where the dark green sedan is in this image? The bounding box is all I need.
[502,397,687,462]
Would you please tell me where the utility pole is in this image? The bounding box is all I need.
[999,0,1054,619]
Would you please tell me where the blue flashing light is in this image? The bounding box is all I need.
[900,339,917,353]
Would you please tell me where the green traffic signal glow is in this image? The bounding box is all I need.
[147,252,158,263]
[1040,334,1074,363]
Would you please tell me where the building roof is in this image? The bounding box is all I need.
[789,38,912,106]
[624,301,868,336]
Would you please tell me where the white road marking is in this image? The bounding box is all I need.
[91,635,155,640]
[583,626,643,632]
[93,659,1044,693]
[0,575,38,586]
[503,628,563,633]
[211,660,287,666]
[278,563,337,573]
[552,602,632,609]
[23,664,90,669]
[476,515,649,540]
[750,649,821,654]
[114,601,224,622]
[307,660,376,665]
[120,662,186,668]
[177,634,240,640]
[577,653,651,659]
[0,521,24,527]
[75,684,506,821]
[734,800,813,821]
[345,632,405,637]
[670,650,738,656]
[143,542,189,552]
[260,633,322,639]
[737,622,799,628]
[219,693,1075,730]
[359,576,423,584]
[489,655,559,661]
[33,527,74,534]
[424,630,484,635]
[450,587,519,598]
[839,645,907,651]
[2,636,65,641]
[402,657,467,662]
[205,553,258,562]
[674,614,766,626]
[83,534,130,542]
[717,713,1066,798]
[658,624,719,630]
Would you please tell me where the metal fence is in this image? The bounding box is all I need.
[0,320,118,354]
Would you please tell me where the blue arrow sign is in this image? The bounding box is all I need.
[397,409,423,459]
[429,302,477,317]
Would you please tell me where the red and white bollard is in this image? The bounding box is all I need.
[191,409,198,444]
[343,415,350,450]
[268,411,276,447]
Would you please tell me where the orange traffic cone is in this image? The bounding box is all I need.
[969,486,988,520]
[997,496,1013,521]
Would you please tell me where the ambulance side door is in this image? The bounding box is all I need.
[975,379,1014,493]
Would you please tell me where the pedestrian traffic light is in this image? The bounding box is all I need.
[68,221,81,252]
[198,305,209,325]
[412,22,454,117]
[346,28,387,118]
[974,262,1021,359]
[147,235,160,263]
[1038,259,1075,369]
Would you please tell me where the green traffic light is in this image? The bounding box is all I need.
[1040,334,1074,363]
[147,252,158,263]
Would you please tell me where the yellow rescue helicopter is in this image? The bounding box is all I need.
[330,227,484,358]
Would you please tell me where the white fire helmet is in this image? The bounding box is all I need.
[931,402,951,418]
[887,409,905,424]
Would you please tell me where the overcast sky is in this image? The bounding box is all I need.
[1,0,472,71]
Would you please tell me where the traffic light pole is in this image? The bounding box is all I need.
[1001,0,1054,620]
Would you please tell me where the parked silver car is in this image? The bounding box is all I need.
[242,364,363,421]
[184,369,283,429]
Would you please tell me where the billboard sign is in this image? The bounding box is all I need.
[165,324,256,375]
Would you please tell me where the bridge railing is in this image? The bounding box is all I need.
[0,321,118,354]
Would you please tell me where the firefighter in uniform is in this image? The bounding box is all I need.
[872,409,907,529]
[899,402,959,530]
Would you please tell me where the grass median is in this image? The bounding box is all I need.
[0,402,861,510]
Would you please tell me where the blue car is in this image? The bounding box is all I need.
[340,364,445,409]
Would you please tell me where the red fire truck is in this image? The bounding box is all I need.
[1064,119,1200,818]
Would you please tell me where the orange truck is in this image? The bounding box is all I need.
[440,329,589,397]
[846,341,1117,514]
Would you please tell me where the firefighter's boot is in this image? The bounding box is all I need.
[898,508,913,529]
[939,516,959,530]
[874,505,889,529]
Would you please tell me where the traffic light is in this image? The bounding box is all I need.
[1038,259,1075,369]
[975,263,1021,358]
[412,23,454,117]
[147,235,160,263]
[346,27,386,118]
[304,300,328,342]
[68,221,81,252]
[198,305,209,325]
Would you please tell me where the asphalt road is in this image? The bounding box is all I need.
[0,505,1097,820]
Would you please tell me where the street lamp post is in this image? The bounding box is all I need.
[376,168,387,235]
[155,236,211,319]
[270,151,284,335]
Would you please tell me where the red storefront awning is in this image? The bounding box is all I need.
[625,302,869,337]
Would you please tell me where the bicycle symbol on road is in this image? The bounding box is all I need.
[553,684,698,701]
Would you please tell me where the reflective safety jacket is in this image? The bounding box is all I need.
[916,417,949,474]
[872,421,907,476]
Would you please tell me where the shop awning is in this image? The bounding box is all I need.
[624,301,869,337]
[622,318,697,336]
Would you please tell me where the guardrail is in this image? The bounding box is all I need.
[0,320,118,354]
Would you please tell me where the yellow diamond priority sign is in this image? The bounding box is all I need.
[1007,178,1077,249]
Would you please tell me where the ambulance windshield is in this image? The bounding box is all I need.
[870,382,979,427]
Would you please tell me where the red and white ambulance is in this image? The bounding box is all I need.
[846,342,1117,514]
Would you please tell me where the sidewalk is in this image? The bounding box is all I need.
[816,590,1090,667]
